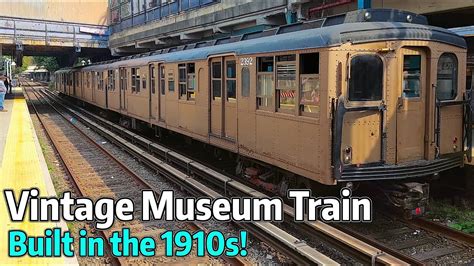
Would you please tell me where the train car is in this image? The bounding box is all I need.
[55,9,472,213]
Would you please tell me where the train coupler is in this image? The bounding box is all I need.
[380,182,429,219]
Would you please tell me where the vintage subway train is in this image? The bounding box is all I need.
[54,9,472,210]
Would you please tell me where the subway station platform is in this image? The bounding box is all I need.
[0,88,77,264]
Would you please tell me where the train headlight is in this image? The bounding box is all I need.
[364,12,372,21]
[453,137,458,151]
[343,146,352,164]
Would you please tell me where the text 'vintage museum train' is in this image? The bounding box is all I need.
[55,9,472,214]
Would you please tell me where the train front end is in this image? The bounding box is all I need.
[331,9,472,216]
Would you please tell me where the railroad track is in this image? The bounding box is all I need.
[23,85,237,265]
[337,213,474,264]
[24,82,342,265]
[31,83,420,265]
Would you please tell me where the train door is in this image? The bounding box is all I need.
[396,48,427,163]
[119,67,127,111]
[209,56,237,140]
[149,63,158,120]
[341,54,384,166]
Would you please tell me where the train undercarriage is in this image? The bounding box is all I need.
[72,96,458,219]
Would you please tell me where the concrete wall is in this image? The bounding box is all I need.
[305,0,474,18]
[0,0,108,25]
[109,0,287,54]
[372,0,474,14]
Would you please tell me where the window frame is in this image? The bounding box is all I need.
[149,64,156,94]
[187,63,196,101]
[211,61,222,100]
[299,52,320,118]
[160,65,166,95]
[347,53,384,104]
[436,52,458,101]
[168,69,175,92]
[178,63,187,99]
[402,54,422,99]
[177,62,196,101]
[256,56,275,111]
[131,68,137,92]
[275,54,297,114]
[226,60,237,102]
[108,69,115,91]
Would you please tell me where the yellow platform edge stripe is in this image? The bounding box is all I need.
[0,98,78,265]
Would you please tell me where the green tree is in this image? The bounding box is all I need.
[33,56,60,73]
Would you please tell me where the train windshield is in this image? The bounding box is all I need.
[348,55,383,101]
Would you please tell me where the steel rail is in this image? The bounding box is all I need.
[39,87,417,265]
[411,218,474,247]
[26,84,249,266]
[24,85,122,266]
[28,82,335,266]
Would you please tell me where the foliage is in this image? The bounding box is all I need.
[33,56,60,73]
[428,201,474,233]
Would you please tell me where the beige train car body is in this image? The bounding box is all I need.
[56,9,470,186]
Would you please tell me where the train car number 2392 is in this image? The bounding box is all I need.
[240,58,253,66]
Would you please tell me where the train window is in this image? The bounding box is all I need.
[300,53,319,75]
[348,55,383,101]
[108,70,115,91]
[258,57,274,72]
[212,62,222,99]
[141,78,146,92]
[168,79,175,92]
[403,55,421,98]
[119,68,127,91]
[131,68,136,92]
[137,71,141,93]
[437,53,458,100]
[257,57,274,109]
[300,53,320,115]
[241,67,250,97]
[226,60,236,101]
[101,72,105,91]
[99,72,104,91]
[276,55,297,111]
[178,64,187,99]
[92,72,96,89]
[187,63,196,100]
[160,66,165,95]
[149,65,156,94]
[131,68,140,93]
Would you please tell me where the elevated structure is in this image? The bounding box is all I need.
[109,0,289,55]
[108,0,474,56]
[0,0,110,66]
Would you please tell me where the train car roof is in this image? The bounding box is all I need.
[58,9,467,73]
